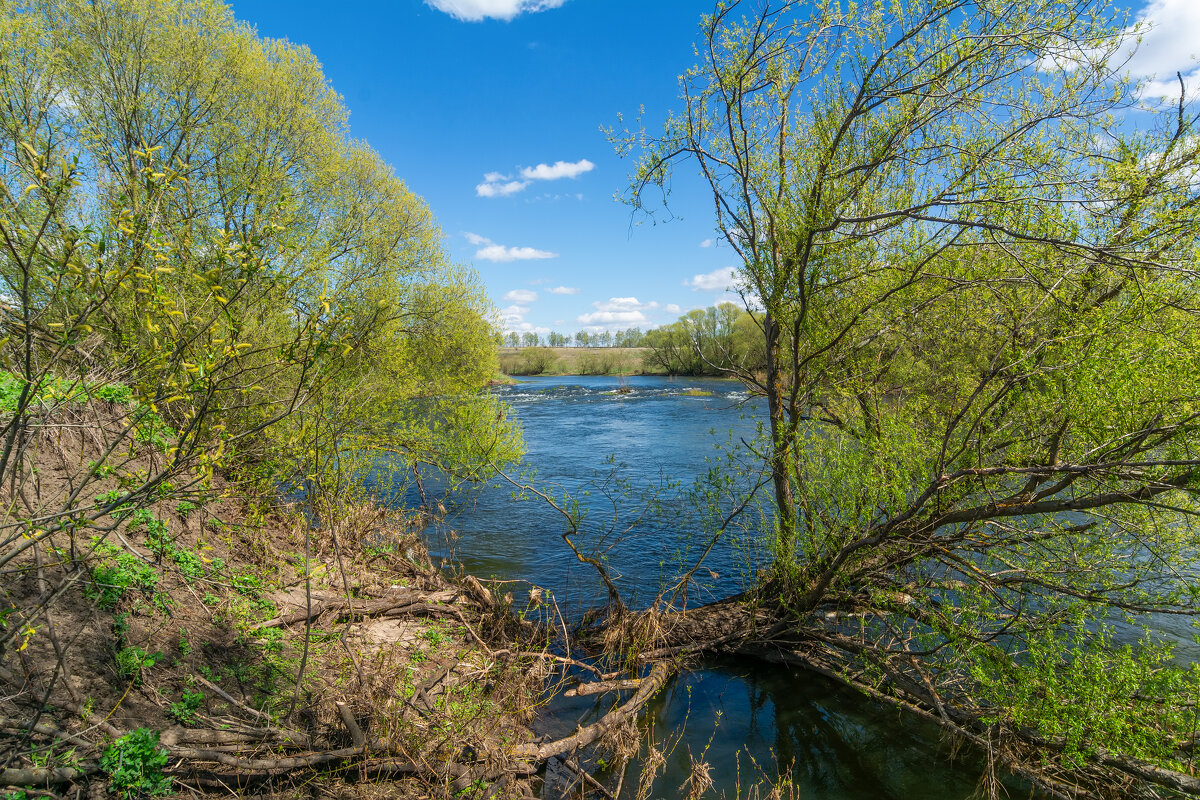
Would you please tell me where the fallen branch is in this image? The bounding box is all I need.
[512,661,673,762]
[0,765,95,787]
[565,678,643,697]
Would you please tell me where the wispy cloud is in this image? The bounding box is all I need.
[425,0,567,22]
[476,174,530,197]
[499,304,549,333]
[466,233,558,262]
[577,310,648,325]
[478,245,558,262]
[546,286,580,295]
[699,238,715,248]
[1124,0,1200,89]
[684,266,738,292]
[476,158,594,197]
[1044,0,1200,100]
[504,289,539,303]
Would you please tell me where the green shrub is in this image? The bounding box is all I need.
[99,728,171,799]
[132,509,205,580]
[115,646,159,684]
[168,688,204,724]
[87,550,160,611]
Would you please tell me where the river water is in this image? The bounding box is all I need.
[372,375,993,798]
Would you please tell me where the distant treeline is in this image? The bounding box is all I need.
[501,302,766,376]
[502,329,647,348]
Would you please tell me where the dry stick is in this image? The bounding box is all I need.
[327,524,365,687]
[0,765,95,787]
[335,702,366,749]
[511,661,673,762]
[168,744,364,772]
[33,543,79,704]
[193,676,271,723]
[565,679,644,698]
[251,601,326,631]
[0,719,93,751]
[284,518,313,720]
[564,757,616,800]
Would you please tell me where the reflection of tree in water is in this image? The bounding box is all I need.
[617,664,982,799]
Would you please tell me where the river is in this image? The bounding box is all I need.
[371,375,995,798]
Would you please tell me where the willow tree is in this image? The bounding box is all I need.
[625,0,1200,791]
[0,0,516,669]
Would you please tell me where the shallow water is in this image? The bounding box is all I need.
[365,375,1005,798]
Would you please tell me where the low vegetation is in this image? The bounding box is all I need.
[499,346,658,376]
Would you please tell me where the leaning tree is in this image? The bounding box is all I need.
[622,0,1200,794]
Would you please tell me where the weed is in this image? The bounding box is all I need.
[168,688,204,725]
[175,500,197,517]
[133,408,177,453]
[420,624,447,647]
[256,626,284,655]
[132,509,206,580]
[99,728,171,799]
[94,490,134,519]
[88,460,117,478]
[115,646,159,684]
[230,569,263,596]
[93,383,133,405]
[86,547,160,611]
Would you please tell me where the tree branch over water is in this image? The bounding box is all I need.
[619,0,1200,794]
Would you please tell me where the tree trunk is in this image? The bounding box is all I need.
[764,312,797,569]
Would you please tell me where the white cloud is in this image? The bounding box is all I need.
[499,304,529,327]
[1073,0,1200,100]
[665,303,682,314]
[684,266,738,292]
[1124,1,1200,79]
[577,309,648,325]
[520,159,595,181]
[504,289,539,303]
[466,233,558,262]
[576,296,664,326]
[699,238,715,248]
[478,244,558,262]
[476,176,530,197]
[425,0,567,22]
[592,297,660,312]
[547,286,580,295]
[476,158,594,197]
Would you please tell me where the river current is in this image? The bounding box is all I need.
[370,375,992,798]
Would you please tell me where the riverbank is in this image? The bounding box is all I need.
[0,388,728,800]
[0,408,663,799]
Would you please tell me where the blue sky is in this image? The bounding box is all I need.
[229,0,1199,336]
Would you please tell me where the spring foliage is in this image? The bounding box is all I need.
[624,0,1200,788]
[0,0,518,491]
